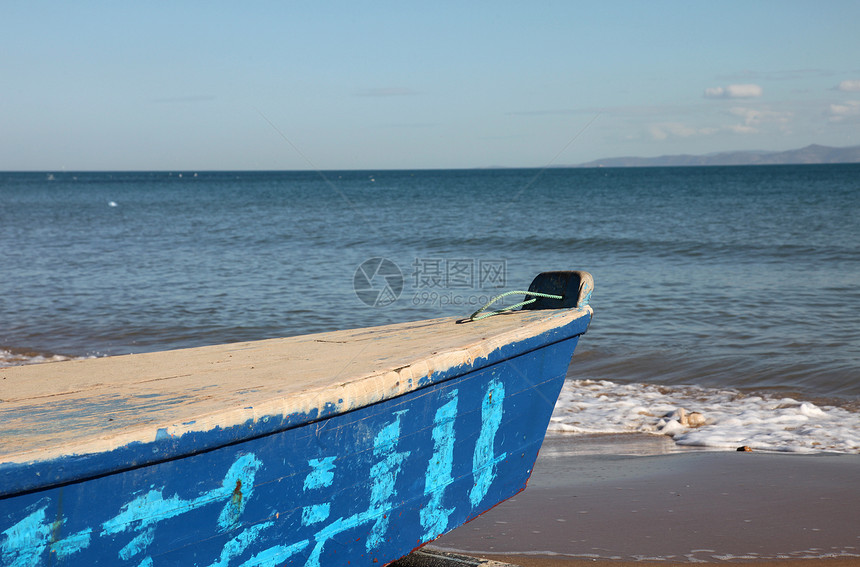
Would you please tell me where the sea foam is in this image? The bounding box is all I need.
[550,379,860,454]
[0,349,78,367]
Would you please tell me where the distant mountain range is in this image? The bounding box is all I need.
[576,144,860,168]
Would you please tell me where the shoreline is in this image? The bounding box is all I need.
[417,551,860,567]
[429,434,860,564]
[465,554,860,567]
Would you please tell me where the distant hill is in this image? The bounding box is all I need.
[577,144,860,168]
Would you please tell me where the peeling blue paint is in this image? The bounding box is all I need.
[1,311,590,503]
[469,379,507,508]
[0,372,525,567]
[1,384,510,567]
[420,391,458,541]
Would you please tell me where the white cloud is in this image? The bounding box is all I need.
[719,106,793,135]
[642,102,793,142]
[704,84,763,99]
[726,124,758,134]
[648,122,711,140]
[729,106,791,127]
[836,80,860,92]
[828,100,860,122]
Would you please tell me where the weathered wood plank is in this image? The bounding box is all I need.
[0,308,590,465]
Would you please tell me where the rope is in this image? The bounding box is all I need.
[468,291,563,321]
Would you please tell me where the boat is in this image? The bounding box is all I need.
[0,271,593,567]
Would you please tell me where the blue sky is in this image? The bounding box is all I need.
[2,1,859,170]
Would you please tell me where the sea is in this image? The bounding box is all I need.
[2,165,858,454]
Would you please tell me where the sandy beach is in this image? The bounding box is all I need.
[427,434,860,565]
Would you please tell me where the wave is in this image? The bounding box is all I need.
[550,379,860,454]
[0,347,81,367]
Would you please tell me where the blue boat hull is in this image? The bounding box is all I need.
[1,336,583,567]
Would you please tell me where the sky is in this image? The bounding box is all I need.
[2,1,860,171]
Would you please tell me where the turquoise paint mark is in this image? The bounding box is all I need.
[0,505,51,567]
[304,412,412,567]
[119,528,155,561]
[101,453,262,559]
[1,505,93,565]
[579,279,593,307]
[200,522,273,567]
[303,457,336,491]
[469,379,507,508]
[51,527,92,559]
[0,500,92,567]
[367,411,411,551]
[419,392,459,541]
[138,558,154,567]
[236,539,308,567]
[301,503,330,526]
[216,455,262,531]
[305,511,375,567]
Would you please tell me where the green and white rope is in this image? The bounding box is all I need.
[469,290,563,321]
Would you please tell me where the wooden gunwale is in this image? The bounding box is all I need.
[1,308,592,478]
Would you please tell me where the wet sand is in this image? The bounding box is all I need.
[429,434,860,564]
[472,555,860,567]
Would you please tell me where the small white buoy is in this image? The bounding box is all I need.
[108,201,118,207]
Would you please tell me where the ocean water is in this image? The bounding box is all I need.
[2,166,858,453]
